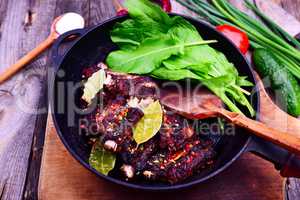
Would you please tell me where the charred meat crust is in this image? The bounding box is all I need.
[82,62,158,100]
[143,139,215,184]
[159,112,195,152]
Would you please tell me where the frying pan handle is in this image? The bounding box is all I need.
[280,154,300,178]
[295,33,300,43]
[51,28,88,68]
[246,137,300,178]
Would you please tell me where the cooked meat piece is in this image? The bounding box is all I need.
[119,111,196,180]
[159,110,195,152]
[82,63,102,79]
[97,96,144,152]
[81,62,158,105]
[104,71,158,99]
[142,139,215,184]
[120,137,159,175]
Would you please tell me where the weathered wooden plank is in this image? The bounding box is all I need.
[53,0,90,21]
[23,106,48,200]
[286,178,300,200]
[23,1,90,200]
[0,0,57,199]
[89,0,116,26]
[280,0,300,20]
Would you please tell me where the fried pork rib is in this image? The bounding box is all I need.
[159,112,195,152]
[120,137,159,178]
[118,112,198,179]
[97,95,144,152]
[143,139,215,184]
[104,71,158,99]
[81,63,215,184]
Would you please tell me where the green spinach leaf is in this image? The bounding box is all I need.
[107,34,216,74]
[125,0,173,29]
[237,76,254,87]
[111,0,178,50]
[111,19,166,50]
[151,67,200,80]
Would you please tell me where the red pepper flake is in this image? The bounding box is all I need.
[184,143,193,152]
[191,151,197,157]
[185,156,191,164]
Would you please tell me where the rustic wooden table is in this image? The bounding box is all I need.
[0,0,299,200]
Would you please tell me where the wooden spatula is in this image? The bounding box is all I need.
[160,86,300,155]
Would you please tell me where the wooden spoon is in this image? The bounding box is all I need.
[160,86,300,155]
[0,12,84,84]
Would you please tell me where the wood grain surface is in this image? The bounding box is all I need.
[23,2,89,200]
[0,1,56,200]
[0,0,299,200]
[0,1,114,200]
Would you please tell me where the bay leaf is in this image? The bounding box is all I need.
[89,141,116,175]
[82,69,106,104]
[133,100,163,145]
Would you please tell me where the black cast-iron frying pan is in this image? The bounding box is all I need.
[50,14,300,191]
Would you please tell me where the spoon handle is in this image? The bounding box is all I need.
[0,35,55,84]
[219,110,300,155]
[112,0,124,11]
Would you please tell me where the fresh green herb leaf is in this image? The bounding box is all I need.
[125,0,173,28]
[163,18,238,78]
[111,19,144,50]
[111,0,179,50]
[160,17,254,115]
[107,34,216,74]
[133,100,163,145]
[151,67,200,80]
[89,141,116,175]
[200,75,243,114]
[111,19,166,50]
[237,76,254,87]
[82,69,106,104]
[107,35,181,74]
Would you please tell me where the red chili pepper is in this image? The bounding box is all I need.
[154,0,172,12]
[216,25,249,54]
[116,9,128,16]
